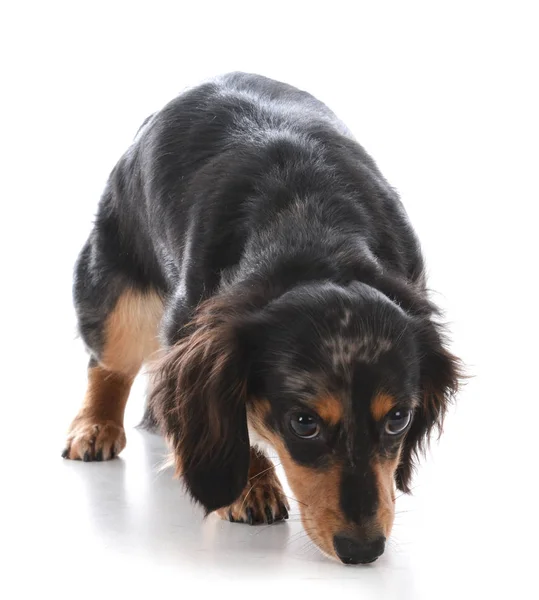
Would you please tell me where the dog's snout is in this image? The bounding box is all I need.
[333,534,386,565]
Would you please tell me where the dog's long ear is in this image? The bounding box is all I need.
[396,317,462,492]
[150,301,252,513]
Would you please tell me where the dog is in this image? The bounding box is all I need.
[63,72,461,564]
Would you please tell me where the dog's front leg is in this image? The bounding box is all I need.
[215,448,289,525]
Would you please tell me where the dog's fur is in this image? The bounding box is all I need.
[63,73,461,564]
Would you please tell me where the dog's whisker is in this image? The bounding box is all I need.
[394,484,421,501]
[249,462,280,481]
[288,531,314,548]
[281,493,308,508]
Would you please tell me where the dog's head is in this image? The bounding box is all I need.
[151,281,460,564]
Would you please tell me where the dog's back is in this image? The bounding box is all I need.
[98,73,422,301]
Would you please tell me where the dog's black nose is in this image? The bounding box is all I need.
[333,534,386,565]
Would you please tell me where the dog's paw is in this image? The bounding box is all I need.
[62,419,126,461]
[216,470,290,525]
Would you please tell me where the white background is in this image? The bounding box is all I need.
[1,1,538,598]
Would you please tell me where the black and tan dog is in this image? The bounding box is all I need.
[63,73,461,564]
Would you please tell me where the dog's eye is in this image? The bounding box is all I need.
[289,413,321,439]
[385,408,412,435]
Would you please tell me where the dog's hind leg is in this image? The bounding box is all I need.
[63,238,164,461]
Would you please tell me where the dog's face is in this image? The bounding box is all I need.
[246,283,420,562]
[152,282,459,564]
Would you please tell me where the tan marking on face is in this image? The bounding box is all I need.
[372,457,398,538]
[312,394,343,425]
[247,402,344,558]
[323,334,392,369]
[371,392,396,422]
[275,442,344,558]
[248,398,395,561]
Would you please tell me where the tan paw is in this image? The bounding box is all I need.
[216,471,290,525]
[62,419,126,461]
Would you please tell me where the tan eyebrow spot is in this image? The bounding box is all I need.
[371,393,396,421]
[313,394,343,425]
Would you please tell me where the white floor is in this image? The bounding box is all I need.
[2,3,538,598]
[3,369,535,598]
